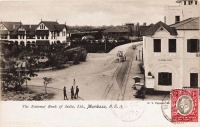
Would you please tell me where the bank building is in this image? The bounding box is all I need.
[143,0,200,91]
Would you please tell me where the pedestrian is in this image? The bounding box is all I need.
[71,86,74,100]
[73,79,76,99]
[63,86,68,100]
[75,86,79,99]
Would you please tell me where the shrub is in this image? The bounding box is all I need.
[64,47,88,62]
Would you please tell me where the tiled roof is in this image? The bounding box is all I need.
[1,22,21,31]
[104,26,128,33]
[22,25,38,35]
[144,21,178,36]
[55,24,66,31]
[40,21,59,31]
[140,26,152,36]
[170,17,199,30]
[39,21,67,32]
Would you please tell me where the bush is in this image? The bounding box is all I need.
[64,47,88,63]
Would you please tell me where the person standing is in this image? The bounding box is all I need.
[75,86,79,99]
[73,79,76,99]
[71,86,74,100]
[63,86,68,100]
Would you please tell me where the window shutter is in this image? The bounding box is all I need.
[187,39,191,52]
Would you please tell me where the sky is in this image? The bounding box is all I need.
[0,0,178,26]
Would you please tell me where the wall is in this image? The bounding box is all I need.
[165,1,200,25]
[143,28,200,91]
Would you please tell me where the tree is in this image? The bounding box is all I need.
[10,44,18,57]
[1,57,37,93]
[43,77,52,94]
[4,48,11,58]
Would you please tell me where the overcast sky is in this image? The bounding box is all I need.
[0,0,178,26]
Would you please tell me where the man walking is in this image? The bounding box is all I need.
[75,86,79,99]
[63,86,68,100]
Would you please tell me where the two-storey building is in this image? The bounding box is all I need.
[0,21,70,46]
[143,18,199,91]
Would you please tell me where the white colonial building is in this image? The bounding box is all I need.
[0,21,70,46]
[143,0,200,91]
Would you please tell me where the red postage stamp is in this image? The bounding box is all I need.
[171,89,198,122]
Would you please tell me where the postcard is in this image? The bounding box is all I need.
[0,0,200,127]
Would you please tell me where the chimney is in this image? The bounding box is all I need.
[29,25,31,29]
[13,25,15,29]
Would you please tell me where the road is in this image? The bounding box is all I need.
[104,41,142,100]
[27,42,142,100]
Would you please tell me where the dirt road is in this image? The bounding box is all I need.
[104,41,142,100]
[27,42,142,100]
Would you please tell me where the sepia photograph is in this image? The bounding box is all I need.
[0,0,199,126]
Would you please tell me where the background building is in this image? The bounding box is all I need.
[165,0,200,25]
[0,21,70,46]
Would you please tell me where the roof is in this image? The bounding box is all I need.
[140,26,152,36]
[39,21,67,32]
[22,25,38,31]
[55,24,66,31]
[170,17,199,30]
[144,21,178,36]
[1,22,21,31]
[21,25,38,35]
[104,26,128,33]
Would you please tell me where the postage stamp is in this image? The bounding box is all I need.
[171,89,198,122]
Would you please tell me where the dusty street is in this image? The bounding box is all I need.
[27,41,165,100]
[28,42,140,100]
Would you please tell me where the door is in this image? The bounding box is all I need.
[190,73,198,88]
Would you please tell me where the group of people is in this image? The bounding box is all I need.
[63,79,80,100]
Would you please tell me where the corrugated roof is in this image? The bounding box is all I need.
[144,21,178,36]
[1,22,21,31]
[140,26,152,36]
[170,17,199,30]
[40,21,59,31]
[39,21,67,32]
[104,26,128,33]
[22,25,37,35]
[55,24,66,31]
